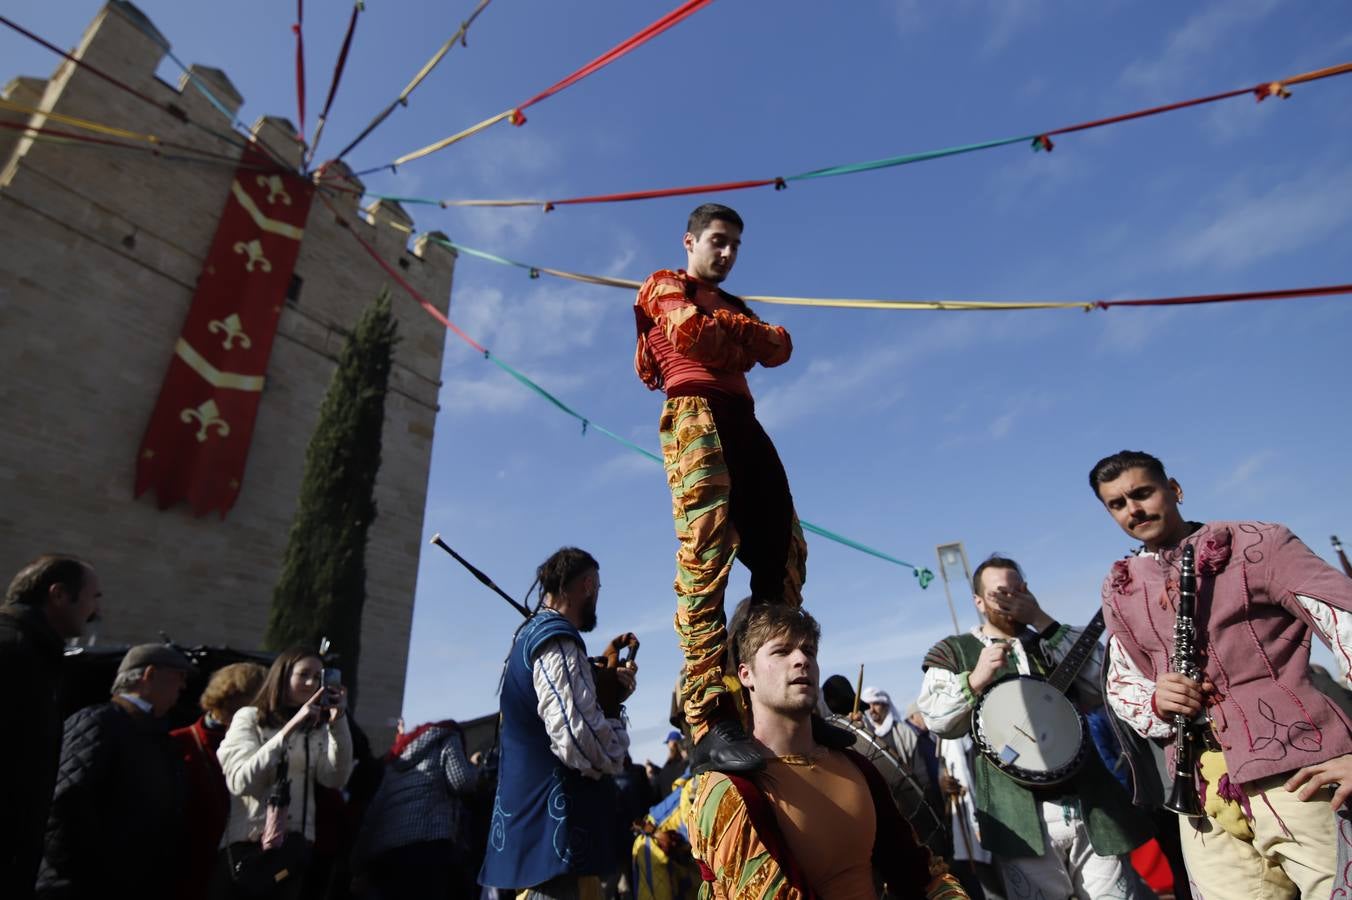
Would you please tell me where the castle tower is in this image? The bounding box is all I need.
[0,1,456,743]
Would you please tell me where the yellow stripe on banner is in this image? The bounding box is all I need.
[230,181,305,241]
[175,339,265,391]
[0,97,160,144]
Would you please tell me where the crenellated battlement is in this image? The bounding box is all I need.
[0,2,455,748]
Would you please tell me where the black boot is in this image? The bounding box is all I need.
[811,714,857,750]
[689,718,765,775]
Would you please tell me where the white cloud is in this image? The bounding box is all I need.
[1093,303,1182,354]
[892,0,1047,53]
[988,410,1017,439]
[1217,449,1276,492]
[1120,0,1284,93]
[447,274,618,364]
[755,315,985,430]
[980,0,1047,53]
[1165,163,1352,272]
[438,363,589,415]
[988,149,1092,211]
[586,450,661,485]
[938,388,1060,447]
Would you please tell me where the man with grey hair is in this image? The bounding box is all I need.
[37,644,192,900]
[0,555,101,899]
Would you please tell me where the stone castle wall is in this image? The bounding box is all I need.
[0,1,455,744]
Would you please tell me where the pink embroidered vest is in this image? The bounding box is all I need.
[1103,521,1352,785]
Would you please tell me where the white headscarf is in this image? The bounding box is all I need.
[860,686,902,738]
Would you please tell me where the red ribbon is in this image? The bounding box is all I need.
[512,0,715,122]
[293,0,307,144]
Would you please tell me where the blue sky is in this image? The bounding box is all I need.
[8,0,1352,763]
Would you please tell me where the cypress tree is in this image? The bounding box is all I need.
[264,288,399,706]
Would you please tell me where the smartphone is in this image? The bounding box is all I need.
[321,668,342,706]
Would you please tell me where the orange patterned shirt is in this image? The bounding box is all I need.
[634,269,792,397]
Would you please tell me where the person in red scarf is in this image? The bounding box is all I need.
[169,661,266,900]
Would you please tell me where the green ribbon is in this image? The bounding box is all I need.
[467,348,931,585]
[786,135,1035,181]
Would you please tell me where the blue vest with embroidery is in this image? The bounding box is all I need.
[478,611,618,889]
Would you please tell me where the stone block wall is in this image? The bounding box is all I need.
[0,1,455,746]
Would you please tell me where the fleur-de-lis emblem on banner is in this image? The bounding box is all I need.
[232,239,272,273]
[207,313,253,351]
[255,174,292,206]
[180,399,231,443]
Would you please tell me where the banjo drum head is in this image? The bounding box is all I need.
[974,676,1085,785]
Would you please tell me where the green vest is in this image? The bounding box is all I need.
[941,633,1151,859]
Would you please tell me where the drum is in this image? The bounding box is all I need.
[971,674,1086,786]
[825,714,946,857]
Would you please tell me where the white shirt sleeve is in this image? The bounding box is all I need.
[918,664,976,739]
[1297,594,1352,684]
[1105,635,1173,739]
[532,637,629,778]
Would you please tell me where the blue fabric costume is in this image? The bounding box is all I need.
[479,611,618,890]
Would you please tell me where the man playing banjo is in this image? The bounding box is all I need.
[917,555,1151,898]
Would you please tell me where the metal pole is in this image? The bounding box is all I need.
[936,545,962,634]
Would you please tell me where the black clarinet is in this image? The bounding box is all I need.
[1164,544,1205,817]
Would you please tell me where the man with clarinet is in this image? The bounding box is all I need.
[1092,450,1352,897]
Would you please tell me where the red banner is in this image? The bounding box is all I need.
[136,145,313,516]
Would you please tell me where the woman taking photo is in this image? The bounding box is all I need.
[217,647,354,899]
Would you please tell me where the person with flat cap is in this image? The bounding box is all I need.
[37,643,194,900]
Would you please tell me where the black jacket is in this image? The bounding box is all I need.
[36,700,185,900]
[0,605,66,899]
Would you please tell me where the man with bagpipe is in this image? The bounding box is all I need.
[475,547,641,900]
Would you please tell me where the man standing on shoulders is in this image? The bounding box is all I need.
[479,548,639,900]
[0,555,101,899]
[918,555,1151,898]
[1092,449,1352,897]
[37,643,192,900]
[689,603,968,899]
[635,203,805,775]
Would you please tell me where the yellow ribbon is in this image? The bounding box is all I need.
[391,109,514,167]
[0,97,159,144]
[395,0,496,103]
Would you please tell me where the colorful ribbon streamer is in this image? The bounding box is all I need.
[306,0,363,167]
[112,9,295,173]
[317,193,934,585]
[292,0,307,145]
[331,0,496,164]
[0,14,269,166]
[510,0,716,125]
[350,59,1352,210]
[431,237,1352,313]
[0,117,282,172]
[0,97,162,145]
[347,0,717,177]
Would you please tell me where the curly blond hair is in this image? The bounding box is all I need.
[200,662,267,719]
